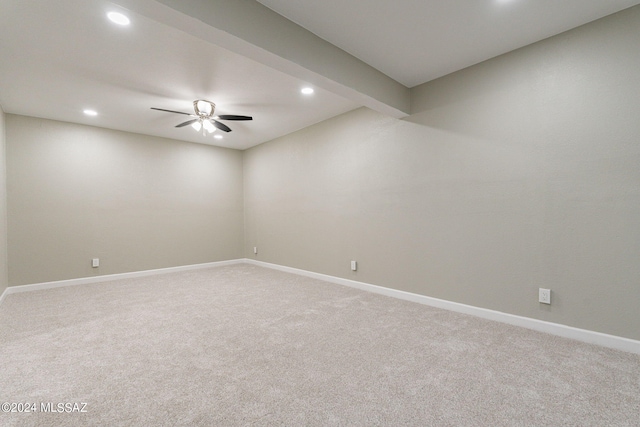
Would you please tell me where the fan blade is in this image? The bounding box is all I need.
[176,119,199,128]
[216,115,252,121]
[212,120,232,132]
[151,107,193,116]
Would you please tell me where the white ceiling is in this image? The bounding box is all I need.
[1,0,638,149]
[257,0,640,88]
[0,0,358,150]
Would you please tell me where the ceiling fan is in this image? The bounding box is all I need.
[151,100,252,135]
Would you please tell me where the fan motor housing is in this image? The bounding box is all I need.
[194,100,215,117]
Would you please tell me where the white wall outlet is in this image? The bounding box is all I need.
[539,288,551,304]
[92,258,99,268]
[253,247,258,254]
[351,260,357,271]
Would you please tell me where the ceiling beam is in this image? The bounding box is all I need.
[114,0,411,118]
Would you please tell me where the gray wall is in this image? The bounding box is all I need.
[7,115,244,286]
[244,7,640,340]
[0,106,7,294]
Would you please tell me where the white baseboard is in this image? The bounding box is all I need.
[1,259,244,297]
[0,286,8,307]
[244,259,640,355]
[2,257,638,355]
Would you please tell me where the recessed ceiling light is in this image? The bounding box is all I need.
[301,87,314,95]
[214,134,223,140]
[83,109,98,116]
[107,11,130,26]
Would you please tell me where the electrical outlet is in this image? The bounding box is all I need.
[539,288,551,304]
[253,247,258,254]
[351,260,357,271]
[92,258,99,268]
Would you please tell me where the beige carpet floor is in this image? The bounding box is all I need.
[0,264,639,426]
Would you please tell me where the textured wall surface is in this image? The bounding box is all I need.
[244,7,640,340]
[7,116,244,286]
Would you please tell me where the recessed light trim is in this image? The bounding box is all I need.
[107,11,130,26]
[214,134,223,140]
[83,109,98,116]
[301,87,314,95]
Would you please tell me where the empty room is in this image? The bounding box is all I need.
[1,0,639,425]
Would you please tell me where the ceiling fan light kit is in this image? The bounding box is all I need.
[151,99,252,137]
